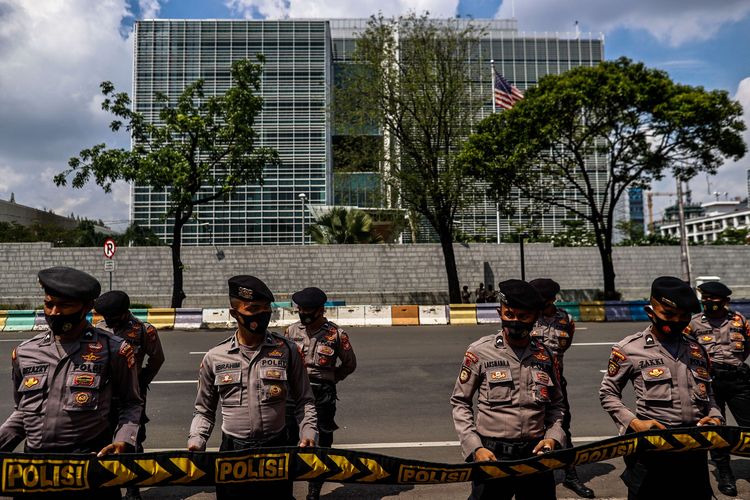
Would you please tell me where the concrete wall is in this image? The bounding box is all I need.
[1,242,748,307]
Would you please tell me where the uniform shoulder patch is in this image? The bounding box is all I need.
[607,348,627,377]
[459,366,471,384]
[118,341,136,368]
[11,348,16,361]
[145,323,158,340]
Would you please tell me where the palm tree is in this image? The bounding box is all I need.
[307,207,384,244]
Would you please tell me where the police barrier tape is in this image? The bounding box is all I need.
[4,426,750,493]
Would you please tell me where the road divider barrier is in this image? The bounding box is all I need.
[2,426,749,493]
[2,300,749,332]
[418,305,448,325]
[476,303,502,324]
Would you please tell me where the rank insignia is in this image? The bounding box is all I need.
[74,392,91,405]
[82,352,100,362]
[24,377,39,388]
[695,367,710,379]
[268,350,283,357]
[269,385,282,397]
[702,336,714,342]
[648,368,664,378]
[533,352,550,362]
[87,342,103,352]
[221,374,233,383]
[266,369,281,379]
[459,367,471,383]
[73,374,95,386]
[238,287,253,299]
[490,370,507,382]
[536,372,550,384]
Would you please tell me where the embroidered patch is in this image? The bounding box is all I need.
[74,392,91,405]
[146,325,157,340]
[238,287,253,299]
[341,335,352,351]
[319,357,330,366]
[533,352,550,362]
[81,352,100,362]
[221,374,234,383]
[23,376,39,388]
[73,374,95,387]
[87,342,103,352]
[459,367,470,383]
[269,385,282,397]
[696,383,707,398]
[535,372,550,385]
[608,359,620,377]
[268,350,283,357]
[318,345,335,356]
[489,370,507,382]
[265,369,282,379]
[118,342,135,368]
[464,352,479,366]
[648,368,664,378]
[701,335,714,342]
[538,387,550,400]
[695,367,710,379]
[11,349,16,362]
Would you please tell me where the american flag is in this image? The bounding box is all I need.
[493,68,523,110]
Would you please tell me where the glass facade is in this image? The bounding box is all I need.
[132,20,331,245]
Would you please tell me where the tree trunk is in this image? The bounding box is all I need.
[170,215,187,308]
[596,228,619,300]
[437,224,462,303]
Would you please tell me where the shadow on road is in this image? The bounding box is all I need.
[554,461,617,485]
[322,483,415,499]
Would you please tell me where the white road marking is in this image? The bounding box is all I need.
[189,351,207,355]
[151,380,198,384]
[147,436,615,453]
[573,342,615,346]
[599,370,607,373]
[576,327,588,330]
[0,339,26,342]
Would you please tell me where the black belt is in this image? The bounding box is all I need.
[480,436,538,459]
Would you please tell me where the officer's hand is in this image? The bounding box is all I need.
[187,444,204,451]
[533,439,556,455]
[628,418,666,433]
[298,438,315,448]
[697,416,722,426]
[97,441,130,457]
[473,447,497,462]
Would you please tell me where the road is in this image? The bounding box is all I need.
[0,323,747,499]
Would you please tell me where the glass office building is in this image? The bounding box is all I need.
[132,19,604,244]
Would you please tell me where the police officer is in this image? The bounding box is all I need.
[95,291,165,500]
[0,267,142,500]
[452,279,565,500]
[284,287,357,500]
[188,275,317,500]
[600,276,723,499]
[530,278,594,498]
[686,281,750,496]
[475,283,486,304]
[485,284,498,303]
[462,286,472,304]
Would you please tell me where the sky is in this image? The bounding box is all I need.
[0,0,748,231]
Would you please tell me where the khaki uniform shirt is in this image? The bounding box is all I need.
[686,311,750,367]
[0,325,143,451]
[284,320,357,383]
[600,327,722,434]
[96,313,165,388]
[532,308,575,372]
[451,333,566,459]
[188,331,317,450]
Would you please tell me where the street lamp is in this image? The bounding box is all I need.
[298,193,308,245]
[519,232,528,281]
[200,222,224,261]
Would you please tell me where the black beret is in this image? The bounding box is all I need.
[292,287,327,308]
[697,281,732,298]
[529,278,561,301]
[38,266,101,302]
[228,275,274,302]
[651,276,700,313]
[497,279,545,311]
[94,291,130,316]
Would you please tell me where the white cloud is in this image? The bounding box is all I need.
[138,0,162,19]
[0,165,24,193]
[225,0,459,20]
[496,0,750,47]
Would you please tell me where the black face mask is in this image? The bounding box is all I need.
[45,309,85,335]
[104,314,128,329]
[299,311,321,326]
[503,320,535,340]
[702,301,723,313]
[646,307,689,336]
[234,310,272,334]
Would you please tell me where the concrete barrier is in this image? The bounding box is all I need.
[629,301,650,321]
[557,302,581,321]
[0,311,6,331]
[580,301,605,322]
[605,301,632,322]
[33,310,47,331]
[476,303,501,324]
[733,301,750,318]
[203,308,231,329]
[336,306,366,327]
[418,305,448,325]
[174,308,203,330]
[450,304,478,325]
[147,308,176,330]
[131,309,149,323]
[3,310,36,332]
[274,308,297,328]
[365,305,392,326]
[392,305,420,326]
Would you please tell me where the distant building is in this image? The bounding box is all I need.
[659,199,750,243]
[628,187,644,234]
[0,195,78,229]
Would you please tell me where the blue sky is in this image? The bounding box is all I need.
[0,0,748,228]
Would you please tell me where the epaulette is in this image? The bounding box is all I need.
[17,332,47,349]
[215,335,235,347]
[469,334,497,350]
[617,330,646,350]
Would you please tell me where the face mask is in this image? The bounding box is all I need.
[104,314,127,329]
[299,311,320,326]
[234,310,272,334]
[45,309,85,335]
[702,301,723,313]
[503,320,535,340]
[646,307,689,336]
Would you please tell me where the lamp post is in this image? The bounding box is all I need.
[298,193,308,245]
[519,232,528,281]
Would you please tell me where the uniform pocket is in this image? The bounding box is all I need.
[17,374,47,412]
[63,372,103,411]
[531,368,554,404]
[314,343,335,368]
[641,367,672,401]
[486,368,513,404]
[260,367,287,404]
[215,370,242,407]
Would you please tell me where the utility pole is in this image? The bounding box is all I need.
[676,178,692,284]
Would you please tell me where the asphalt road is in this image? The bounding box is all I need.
[0,323,748,499]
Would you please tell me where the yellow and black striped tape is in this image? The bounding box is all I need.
[3,426,750,493]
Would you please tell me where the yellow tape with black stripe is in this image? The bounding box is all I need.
[3,426,750,493]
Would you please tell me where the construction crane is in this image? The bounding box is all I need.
[646,191,676,233]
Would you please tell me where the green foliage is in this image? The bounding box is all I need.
[551,220,597,247]
[56,58,278,307]
[119,222,162,246]
[461,57,746,295]
[616,220,679,246]
[0,221,112,246]
[307,207,384,244]
[711,227,750,245]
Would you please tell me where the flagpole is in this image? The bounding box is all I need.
[491,60,500,243]
[490,59,496,114]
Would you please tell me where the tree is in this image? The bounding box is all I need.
[56,58,279,307]
[338,14,515,302]
[307,207,384,244]
[711,227,750,245]
[118,222,162,247]
[551,220,597,247]
[462,57,746,298]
